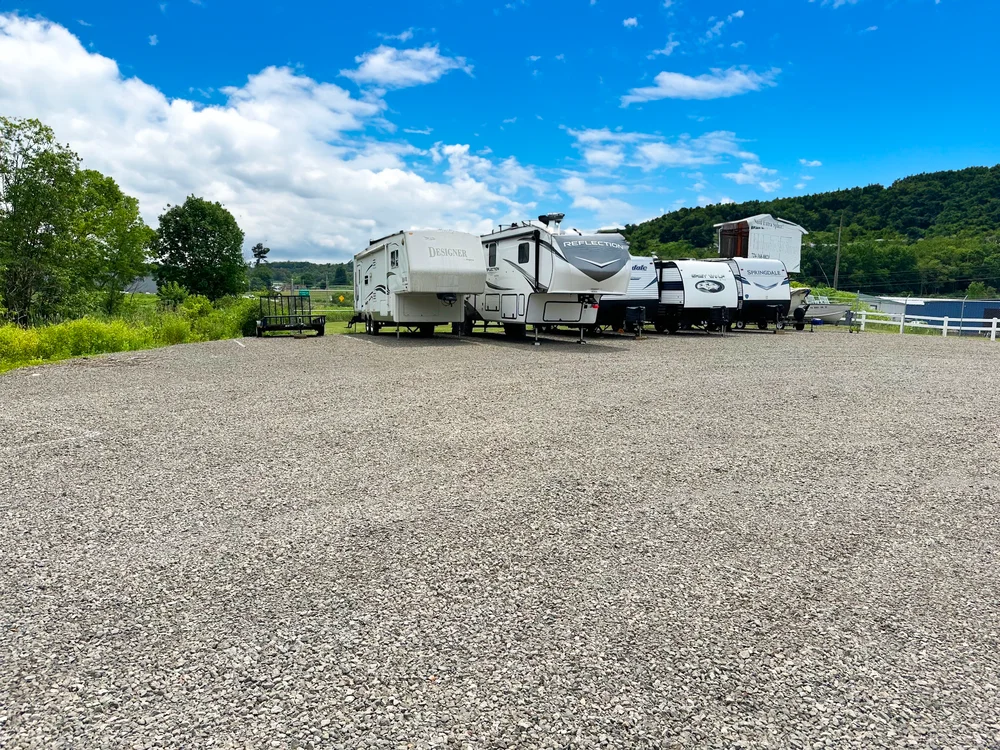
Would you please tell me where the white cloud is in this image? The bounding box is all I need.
[795,183,806,189]
[527,55,541,62]
[0,14,545,261]
[77,19,92,27]
[560,175,635,222]
[623,17,638,27]
[622,66,779,105]
[403,127,432,135]
[502,117,517,124]
[697,195,734,206]
[800,174,814,180]
[567,127,757,171]
[648,34,679,58]
[705,9,744,39]
[555,53,565,61]
[799,158,822,167]
[731,40,745,48]
[861,25,878,33]
[380,28,415,42]
[341,44,472,89]
[148,34,158,46]
[723,162,781,192]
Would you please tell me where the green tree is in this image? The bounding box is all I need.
[251,242,270,267]
[157,280,189,309]
[966,281,998,299]
[155,196,247,300]
[75,170,154,315]
[333,264,348,285]
[0,117,80,323]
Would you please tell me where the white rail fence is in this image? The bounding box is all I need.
[856,310,999,341]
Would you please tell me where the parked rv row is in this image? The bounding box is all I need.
[351,212,811,340]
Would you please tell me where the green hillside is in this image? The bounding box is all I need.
[625,165,1000,297]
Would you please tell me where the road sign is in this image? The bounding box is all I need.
[298,289,310,297]
[339,295,345,303]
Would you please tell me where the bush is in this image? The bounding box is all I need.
[0,295,264,373]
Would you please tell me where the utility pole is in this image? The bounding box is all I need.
[833,213,843,291]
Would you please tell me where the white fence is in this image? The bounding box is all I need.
[856,310,999,341]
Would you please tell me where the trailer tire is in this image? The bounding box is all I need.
[654,320,666,334]
[503,323,527,339]
[757,320,768,330]
[666,320,679,335]
[775,320,786,330]
[794,321,806,331]
[372,321,381,335]
[364,317,372,335]
[419,324,434,337]
[316,325,325,337]
[463,318,475,336]
[735,320,746,330]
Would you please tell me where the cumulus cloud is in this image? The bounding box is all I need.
[723,162,781,192]
[705,9,744,39]
[560,175,635,223]
[621,66,779,105]
[0,14,542,261]
[623,17,638,27]
[379,28,415,42]
[148,34,158,46]
[341,44,472,89]
[799,158,822,167]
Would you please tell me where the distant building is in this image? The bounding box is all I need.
[125,275,158,294]
[861,294,1000,323]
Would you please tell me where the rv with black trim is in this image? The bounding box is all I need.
[708,257,791,330]
[352,230,486,336]
[594,255,659,332]
[654,259,739,334]
[464,213,632,340]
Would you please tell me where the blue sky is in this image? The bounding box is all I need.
[0,0,996,260]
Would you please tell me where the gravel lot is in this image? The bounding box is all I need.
[2,329,999,749]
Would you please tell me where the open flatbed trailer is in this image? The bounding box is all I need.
[256,295,326,337]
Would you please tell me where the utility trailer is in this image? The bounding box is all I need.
[351,229,486,336]
[256,294,326,337]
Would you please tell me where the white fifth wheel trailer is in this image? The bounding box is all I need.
[708,257,791,330]
[653,259,739,334]
[714,214,808,273]
[352,229,486,336]
[466,213,631,342]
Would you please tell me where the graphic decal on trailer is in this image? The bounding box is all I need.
[695,280,725,293]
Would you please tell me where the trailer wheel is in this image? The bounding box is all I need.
[666,320,679,335]
[757,321,768,330]
[735,320,746,330]
[654,321,666,334]
[364,317,372,335]
[794,322,806,331]
[316,325,325,337]
[503,323,527,339]
[463,318,475,336]
[419,324,434,337]
[372,321,381,335]
[775,320,786,330]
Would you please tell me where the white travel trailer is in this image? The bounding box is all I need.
[353,229,486,336]
[595,255,659,331]
[714,214,808,273]
[654,259,739,334]
[709,257,791,330]
[466,213,631,341]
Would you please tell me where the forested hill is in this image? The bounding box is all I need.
[624,165,1000,296]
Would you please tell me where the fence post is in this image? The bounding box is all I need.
[860,310,867,332]
[992,318,998,342]
[899,312,905,334]
[942,317,949,337]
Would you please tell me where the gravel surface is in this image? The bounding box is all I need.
[1,329,999,749]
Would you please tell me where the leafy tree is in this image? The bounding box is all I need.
[158,280,189,309]
[334,264,348,285]
[251,242,270,267]
[0,118,80,323]
[155,196,247,300]
[966,281,998,299]
[75,170,154,315]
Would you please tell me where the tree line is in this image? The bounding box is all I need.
[0,117,252,325]
[625,165,1000,297]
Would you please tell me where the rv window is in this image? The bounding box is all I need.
[488,243,497,267]
[518,242,530,264]
[390,249,399,268]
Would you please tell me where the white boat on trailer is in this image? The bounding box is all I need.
[465,213,631,344]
